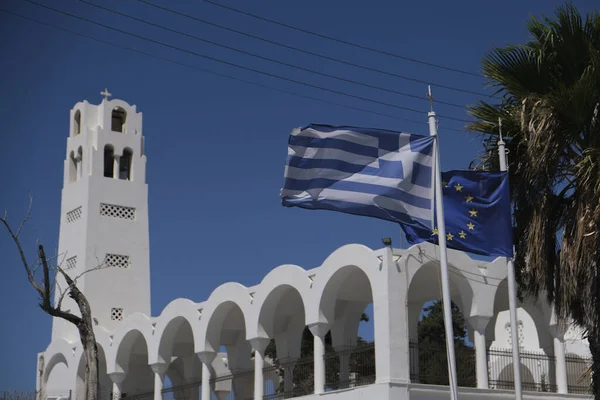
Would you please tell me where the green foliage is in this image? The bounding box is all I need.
[467,3,600,397]
[416,300,476,388]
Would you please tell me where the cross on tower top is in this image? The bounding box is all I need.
[100,88,112,100]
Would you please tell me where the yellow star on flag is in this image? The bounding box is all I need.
[465,195,474,203]
[442,181,448,188]
[432,228,439,236]
[469,209,478,217]
[467,222,475,230]
[447,232,454,241]
[455,183,463,192]
[459,231,467,239]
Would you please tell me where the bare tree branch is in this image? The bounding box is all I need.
[38,245,82,325]
[3,197,100,400]
[1,205,44,299]
[56,260,110,311]
[15,193,33,238]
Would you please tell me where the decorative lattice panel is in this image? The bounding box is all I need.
[111,308,124,321]
[100,203,136,220]
[65,256,77,270]
[506,321,525,347]
[66,207,82,223]
[104,253,131,268]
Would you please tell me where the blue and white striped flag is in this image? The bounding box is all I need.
[280,124,435,230]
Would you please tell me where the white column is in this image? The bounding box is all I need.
[231,369,246,400]
[150,363,168,400]
[198,352,216,400]
[408,303,422,383]
[182,356,200,400]
[108,372,126,400]
[113,155,119,179]
[554,336,568,394]
[249,338,270,400]
[339,350,350,388]
[282,360,296,397]
[373,242,410,384]
[469,316,491,389]
[309,323,329,394]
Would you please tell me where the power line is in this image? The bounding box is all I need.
[0,8,441,128]
[204,0,483,78]
[23,0,472,124]
[132,0,491,98]
[80,0,466,110]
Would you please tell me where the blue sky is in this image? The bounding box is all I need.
[0,0,596,391]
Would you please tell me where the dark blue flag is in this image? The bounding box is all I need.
[402,170,513,258]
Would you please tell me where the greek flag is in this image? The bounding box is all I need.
[280,124,435,230]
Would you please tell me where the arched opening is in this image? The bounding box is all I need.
[111,107,127,133]
[115,330,154,396]
[103,145,115,178]
[318,266,375,391]
[44,353,70,400]
[73,110,81,136]
[495,363,536,391]
[157,317,202,399]
[258,285,307,398]
[69,151,77,183]
[205,302,251,400]
[77,146,83,181]
[407,262,475,387]
[76,345,111,399]
[490,278,557,391]
[119,148,132,181]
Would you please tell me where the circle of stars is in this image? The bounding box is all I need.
[432,180,478,242]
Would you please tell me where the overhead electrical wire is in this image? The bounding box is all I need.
[22,0,472,124]
[204,0,484,78]
[131,0,491,98]
[0,8,448,128]
[79,0,467,110]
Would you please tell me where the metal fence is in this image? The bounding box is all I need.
[566,353,592,394]
[86,343,593,398]
[488,347,557,392]
[488,347,592,394]
[409,341,476,387]
[324,343,376,390]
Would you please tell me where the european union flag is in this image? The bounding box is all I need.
[403,170,514,258]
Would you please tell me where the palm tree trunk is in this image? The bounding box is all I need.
[588,333,600,398]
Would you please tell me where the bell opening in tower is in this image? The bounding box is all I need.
[104,145,114,178]
[119,148,133,180]
[111,107,127,133]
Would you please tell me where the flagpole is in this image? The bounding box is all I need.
[497,118,523,400]
[428,88,459,400]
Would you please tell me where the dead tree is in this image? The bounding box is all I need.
[1,197,100,400]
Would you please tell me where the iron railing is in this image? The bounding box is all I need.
[111,342,593,398]
[409,341,476,387]
[324,343,376,390]
[566,353,592,394]
[488,347,557,392]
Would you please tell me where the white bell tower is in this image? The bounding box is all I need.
[52,90,151,341]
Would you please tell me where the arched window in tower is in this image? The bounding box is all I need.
[77,146,83,180]
[119,148,133,180]
[69,151,77,183]
[111,107,127,133]
[73,110,81,136]
[104,145,115,178]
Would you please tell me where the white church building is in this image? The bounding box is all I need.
[37,95,593,400]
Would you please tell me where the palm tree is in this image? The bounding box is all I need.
[466,3,600,396]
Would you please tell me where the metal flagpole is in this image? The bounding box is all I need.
[428,87,459,400]
[497,118,523,400]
